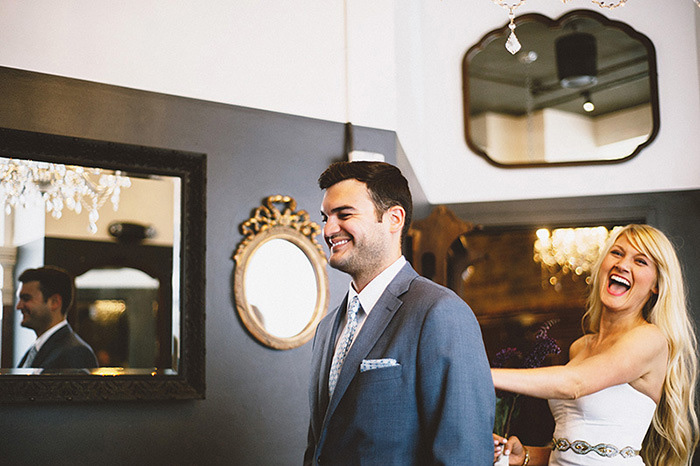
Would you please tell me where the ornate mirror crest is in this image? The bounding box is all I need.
[233,195,328,350]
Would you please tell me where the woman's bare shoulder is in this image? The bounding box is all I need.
[620,322,667,351]
[569,334,592,360]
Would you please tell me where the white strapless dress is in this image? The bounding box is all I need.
[547,383,656,465]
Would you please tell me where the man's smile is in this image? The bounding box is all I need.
[327,236,351,251]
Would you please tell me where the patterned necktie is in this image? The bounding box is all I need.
[328,296,361,397]
[22,345,38,368]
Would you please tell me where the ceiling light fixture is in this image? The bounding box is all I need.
[0,157,131,234]
[490,0,698,54]
[556,32,598,88]
[582,91,595,112]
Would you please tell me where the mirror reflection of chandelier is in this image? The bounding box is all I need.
[533,225,621,290]
[0,157,131,234]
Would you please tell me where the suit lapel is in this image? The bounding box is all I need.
[18,347,31,367]
[31,324,69,368]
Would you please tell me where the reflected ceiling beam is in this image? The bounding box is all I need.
[531,71,651,113]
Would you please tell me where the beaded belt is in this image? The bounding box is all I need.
[552,438,640,458]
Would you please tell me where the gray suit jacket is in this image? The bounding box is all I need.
[305,263,495,465]
[19,323,98,370]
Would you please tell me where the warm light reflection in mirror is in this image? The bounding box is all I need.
[533,226,622,290]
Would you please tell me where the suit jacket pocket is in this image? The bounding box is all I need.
[357,364,402,384]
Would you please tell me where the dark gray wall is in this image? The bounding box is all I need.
[0,66,697,465]
[0,67,404,466]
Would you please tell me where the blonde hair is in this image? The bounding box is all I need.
[583,224,699,465]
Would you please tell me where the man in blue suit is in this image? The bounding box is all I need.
[16,266,98,370]
[305,161,495,465]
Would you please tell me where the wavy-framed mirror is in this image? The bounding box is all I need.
[233,195,328,350]
[463,9,659,167]
[0,126,206,402]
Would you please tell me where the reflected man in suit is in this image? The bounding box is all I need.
[305,162,495,465]
[17,266,98,370]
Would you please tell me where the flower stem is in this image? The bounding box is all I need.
[503,394,520,438]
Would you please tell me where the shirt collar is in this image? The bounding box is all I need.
[348,256,406,316]
[34,320,68,351]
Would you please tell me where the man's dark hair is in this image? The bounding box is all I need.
[318,161,413,242]
[18,266,75,315]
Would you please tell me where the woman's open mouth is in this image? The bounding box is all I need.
[608,274,631,296]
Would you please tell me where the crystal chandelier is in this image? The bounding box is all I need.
[533,225,621,289]
[491,0,700,54]
[0,157,131,234]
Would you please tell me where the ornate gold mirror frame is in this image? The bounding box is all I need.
[233,195,328,350]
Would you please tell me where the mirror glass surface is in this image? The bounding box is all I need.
[464,10,658,166]
[244,238,317,339]
[234,196,328,350]
[0,127,205,402]
[3,169,180,373]
[75,268,163,369]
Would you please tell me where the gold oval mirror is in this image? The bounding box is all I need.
[463,9,659,167]
[233,195,328,350]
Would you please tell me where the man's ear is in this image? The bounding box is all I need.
[386,205,405,234]
[47,294,63,313]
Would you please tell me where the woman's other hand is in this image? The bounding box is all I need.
[493,434,526,465]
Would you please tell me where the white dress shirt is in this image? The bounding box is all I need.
[22,319,68,367]
[334,256,406,350]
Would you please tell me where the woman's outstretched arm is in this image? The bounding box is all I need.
[491,324,667,400]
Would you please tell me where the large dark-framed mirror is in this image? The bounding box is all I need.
[0,126,206,402]
[463,9,659,167]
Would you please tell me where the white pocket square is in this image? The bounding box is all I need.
[360,358,399,372]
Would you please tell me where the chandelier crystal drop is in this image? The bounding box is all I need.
[0,157,131,234]
[490,0,526,55]
[506,22,522,54]
[589,0,627,9]
[490,0,639,53]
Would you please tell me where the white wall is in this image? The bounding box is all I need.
[394,0,700,203]
[0,0,698,204]
[44,176,176,246]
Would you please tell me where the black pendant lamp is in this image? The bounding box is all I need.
[555,32,598,89]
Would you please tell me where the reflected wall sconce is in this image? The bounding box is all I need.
[108,221,156,243]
